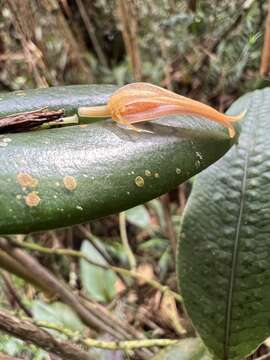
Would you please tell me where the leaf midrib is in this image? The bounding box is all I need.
[223,93,259,360]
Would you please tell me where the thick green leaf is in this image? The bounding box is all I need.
[0,85,115,117]
[177,88,270,360]
[0,85,235,234]
[151,338,212,360]
[80,240,117,302]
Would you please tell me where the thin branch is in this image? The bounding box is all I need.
[260,0,270,76]
[0,237,114,332]
[1,271,32,317]
[79,297,153,359]
[9,237,182,303]
[0,108,64,133]
[80,295,147,340]
[159,28,173,90]
[196,0,256,78]
[111,266,182,303]
[37,320,178,350]
[119,212,137,270]
[75,0,108,67]
[117,0,142,81]
[78,224,128,286]
[0,309,94,360]
[6,0,49,87]
[78,225,114,264]
[0,248,53,294]
[0,238,153,359]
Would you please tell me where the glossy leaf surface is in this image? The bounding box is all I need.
[0,85,235,234]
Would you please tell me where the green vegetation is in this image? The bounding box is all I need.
[0,1,270,360]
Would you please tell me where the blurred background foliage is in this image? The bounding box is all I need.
[0,0,269,359]
[0,0,267,107]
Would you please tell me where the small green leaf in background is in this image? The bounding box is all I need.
[138,238,168,254]
[32,300,85,333]
[126,205,151,229]
[80,240,117,302]
[151,338,212,360]
[178,88,270,359]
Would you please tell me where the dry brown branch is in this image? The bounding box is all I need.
[1,272,32,317]
[189,0,256,94]
[50,1,93,83]
[7,237,182,304]
[0,237,152,359]
[0,237,107,332]
[0,249,53,294]
[188,0,197,12]
[6,0,93,86]
[6,0,49,87]
[0,108,64,133]
[117,0,142,81]
[159,29,173,90]
[0,309,94,360]
[75,0,108,67]
[260,0,270,76]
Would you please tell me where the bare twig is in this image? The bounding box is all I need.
[194,0,256,87]
[1,271,32,317]
[119,212,137,270]
[0,108,64,133]
[117,0,142,81]
[51,1,93,83]
[260,0,270,76]
[37,320,178,350]
[0,237,112,332]
[80,296,147,340]
[0,309,94,360]
[0,237,153,359]
[78,225,113,264]
[9,237,181,303]
[75,0,108,67]
[0,248,53,294]
[188,0,197,12]
[78,224,128,286]
[6,0,49,87]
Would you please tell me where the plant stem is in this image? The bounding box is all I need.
[119,212,137,270]
[0,309,94,360]
[37,320,178,350]
[1,271,32,317]
[117,0,142,81]
[0,237,113,332]
[8,237,182,303]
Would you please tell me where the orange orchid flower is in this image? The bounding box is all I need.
[78,82,245,138]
